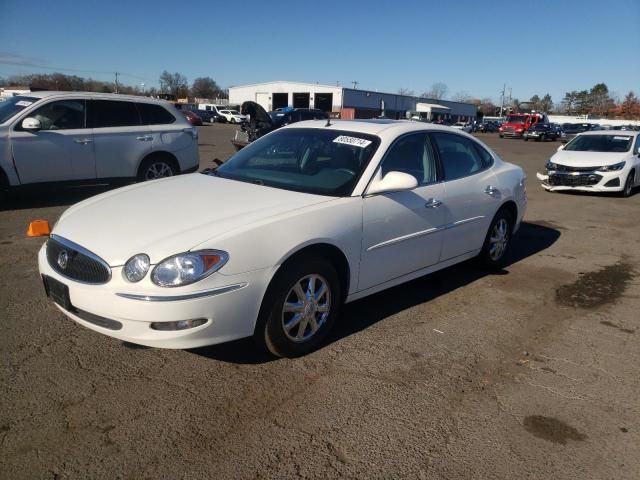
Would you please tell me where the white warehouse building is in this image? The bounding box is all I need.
[228,80,477,122]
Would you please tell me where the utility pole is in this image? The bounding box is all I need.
[499,84,506,117]
[114,72,119,94]
[352,81,359,90]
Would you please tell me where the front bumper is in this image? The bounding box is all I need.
[501,131,524,138]
[536,170,626,192]
[38,244,274,349]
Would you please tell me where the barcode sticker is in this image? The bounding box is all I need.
[333,135,372,148]
[613,136,630,141]
[15,100,33,107]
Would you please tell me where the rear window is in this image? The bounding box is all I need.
[136,103,176,125]
[88,100,140,128]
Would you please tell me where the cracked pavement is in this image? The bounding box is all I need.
[1,126,639,479]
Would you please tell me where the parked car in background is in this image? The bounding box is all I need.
[181,110,203,126]
[479,121,500,133]
[39,119,526,357]
[561,123,600,143]
[537,130,640,197]
[523,123,559,141]
[451,122,473,133]
[197,104,229,123]
[232,101,329,150]
[219,109,247,124]
[0,92,199,191]
[194,110,217,123]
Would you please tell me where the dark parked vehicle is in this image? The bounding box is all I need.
[232,102,329,150]
[478,121,500,133]
[561,123,600,143]
[195,110,218,123]
[181,110,203,126]
[523,123,559,141]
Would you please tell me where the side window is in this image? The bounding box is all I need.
[136,103,176,125]
[432,133,487,181]
[88,100,141,128]
[381,133,437,186]
[473,143,494,169]
[26,100,85,130]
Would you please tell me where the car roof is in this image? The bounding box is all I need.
[280,119,475,137]
[14,91,172,105]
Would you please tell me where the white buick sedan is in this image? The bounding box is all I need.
[39,120,526,357]
[537,130,640,197]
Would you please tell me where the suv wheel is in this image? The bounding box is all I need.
[137,156,176,181]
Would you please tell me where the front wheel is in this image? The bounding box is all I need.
[256,257,341,357]
[622,171,635,198]
[478,210,514,269]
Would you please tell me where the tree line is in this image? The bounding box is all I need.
[397,82,639,120]
[0,71,228,101]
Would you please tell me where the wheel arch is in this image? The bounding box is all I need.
[497,200,518,223]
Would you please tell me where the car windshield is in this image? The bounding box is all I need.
[531,124,547,131]
[228,110,240,115]
[213,128,381,196]
[506,115,527,124]
[0,95,39,123]
[564,135,633,153]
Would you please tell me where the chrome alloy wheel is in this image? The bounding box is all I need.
[144,162,173,180]
[489,218,509,261]
[281,274,331,343]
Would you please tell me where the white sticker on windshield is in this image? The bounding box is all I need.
[613,136,631,141]
[15,100,33,107]
[333,135,372,148]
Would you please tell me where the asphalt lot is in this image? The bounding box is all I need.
[1,123,639,479]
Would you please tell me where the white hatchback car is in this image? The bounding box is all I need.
[38,120,527,357]
[0,92,199,192]
[537,130,640,197]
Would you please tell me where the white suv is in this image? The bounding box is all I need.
[0,92,199,191]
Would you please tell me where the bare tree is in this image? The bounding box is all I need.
[191,77,222,99]
[451,91,472,103]
[397,88,414,96]
[421,82,448,99]
[159,70,188,98]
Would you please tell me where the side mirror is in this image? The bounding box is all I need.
[21,117,42,131]
[367,171,418,195]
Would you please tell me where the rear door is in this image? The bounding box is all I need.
[10,98,95,184]
[88,99,151,179]
[431,132,501,261]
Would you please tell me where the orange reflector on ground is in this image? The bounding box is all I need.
[27,220,51,237]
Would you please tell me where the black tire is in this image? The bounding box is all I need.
[524,138,529,141]
[621,170,635,198]
[137,156,177,182]
[255,256,342,357]
[499,134,504,138]
[478,208,514,269]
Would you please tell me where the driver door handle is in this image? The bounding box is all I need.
[425,198,442,208]
[484,185,499,195]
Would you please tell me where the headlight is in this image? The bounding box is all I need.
[123,254,150,282]
[545,161,558,170]
[151,250,228,287]
[598,161,626,172]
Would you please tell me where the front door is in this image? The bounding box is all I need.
[430,132,501,261]
[10,99,95,184]
[359,133,446,291]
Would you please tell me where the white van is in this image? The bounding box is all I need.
[0,92,199,191]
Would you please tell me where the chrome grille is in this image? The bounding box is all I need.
[46,235,111,284]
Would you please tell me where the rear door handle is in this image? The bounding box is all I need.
[484,185,499,195]
[425,198,442,208]
[74,138,92,144]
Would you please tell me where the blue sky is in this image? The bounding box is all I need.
[1,0,638,104]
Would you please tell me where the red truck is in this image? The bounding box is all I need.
[499,113,548,138]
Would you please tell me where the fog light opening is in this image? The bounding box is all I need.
[604,178,620,188]
[150,318,208,331]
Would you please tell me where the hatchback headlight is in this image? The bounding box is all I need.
[123,254,150,282]
[598,161,625,172]
[151,250,228,287]
[545,161,558,170]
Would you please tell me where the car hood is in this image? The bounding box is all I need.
[241,101,273,127]
[551,150,629,167]
[53,173,335,266]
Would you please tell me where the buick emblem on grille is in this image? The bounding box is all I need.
[57,250,69,269]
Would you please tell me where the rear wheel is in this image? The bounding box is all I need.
[137,156,177,181]
[478,209,514,269]
[256,257,341,357]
